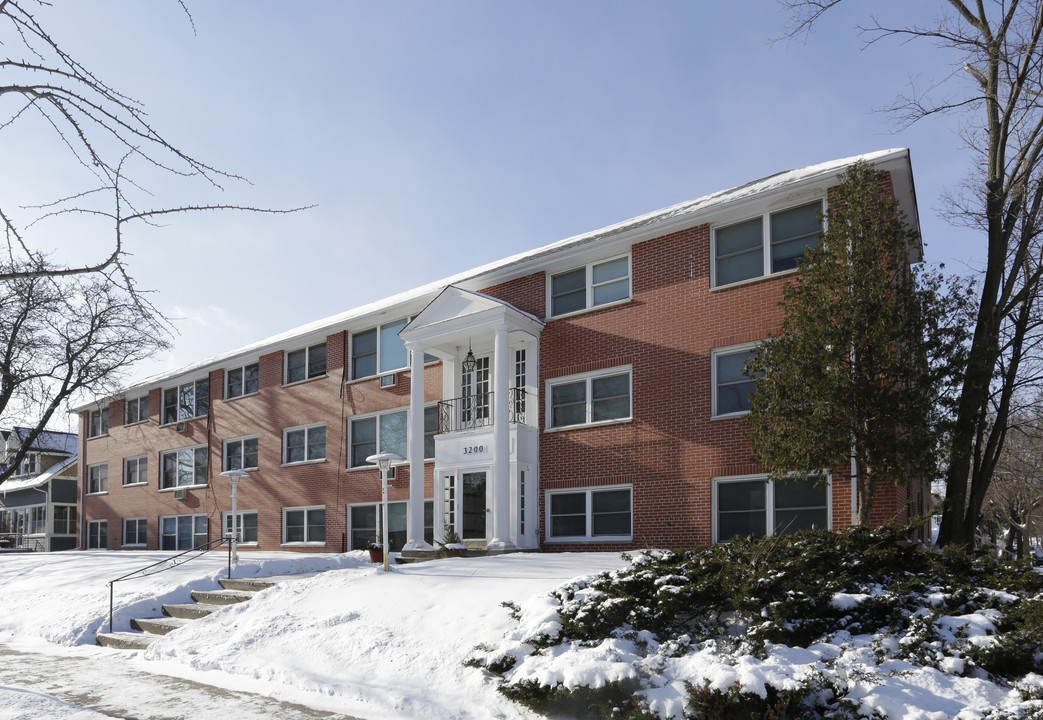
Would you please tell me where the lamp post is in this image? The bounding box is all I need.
[219,469,249,576]
[366,451,403,572]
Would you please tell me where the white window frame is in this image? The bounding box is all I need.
[123,455,148,486]
[285,343,327,385]
[161,378,209,425]
[160,513,208,551]
[226,362,260,399]
[159,445,209,490]
[423,404,440,461]
[17,453,38,476]
[711,200,824,288]
[88,407,109,437]
[87,519,108,549]
[87,463,108,495]
[349,318,412,381]
[224,435,259,471]
[348,409,409,468]
[125,395,149,425]
[712,474,832,544]
[282,505,326,545]
[711,343,758,418]
[545,365,632,430]
[222,510,259,546]
[547,253,632,318]
[53,504,76,535]
[545,484,633,543]
[123,517,147,547]
[283,423,327,465]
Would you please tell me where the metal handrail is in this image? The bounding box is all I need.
[437,388,530,433]
[107,536,230,633]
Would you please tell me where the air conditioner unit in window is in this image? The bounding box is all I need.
[175,422,186,432]
[173,488,187,501]
[379,373,396,388]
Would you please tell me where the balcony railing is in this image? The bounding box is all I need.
[438,388,530,433]
[0,533,44,551]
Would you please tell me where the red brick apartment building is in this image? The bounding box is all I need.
[73,149,926,554]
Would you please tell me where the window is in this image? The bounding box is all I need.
[160,446,208,489]
[223,511,258,545]
[17,453,37,476]
[27,506,46,534]
[351,318,409,380]
[161,514,207,550]
[53,505,76,535]
[87,520,107,549]
[547,486,632,541]
[550,255,630,317]
[713,345,757,417]
[423,405,439,460]
[226,362,259,398]
[224,436,259,471]
[461,356,490,426]
[123,456,148,486]
[123,518,147,547]
[548,368,631,429]
[715,476,828,543]
[162,379,209,424]
[125,395,149,424]
[283,506,325,544]
[349,501,433,551]
[349,411,407,468]
[87,463,108,494]
[713,201,822,287]
[89,407,109,437]
[284,424,326,464]
[286,343,326,384]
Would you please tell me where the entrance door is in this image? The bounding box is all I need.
[461,471,487,540]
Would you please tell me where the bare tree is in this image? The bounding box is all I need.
[0,1,306,480]
[983,415,1043,557]
[782,0,1043,547]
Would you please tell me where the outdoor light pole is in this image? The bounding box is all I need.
[219,469,250,576]
[366,452,403,573]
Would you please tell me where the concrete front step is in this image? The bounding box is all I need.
[162,601,228,619]
[131,616,193,635]
[190,588,255,605]
[96,631,158,650]
[219,576,280,592]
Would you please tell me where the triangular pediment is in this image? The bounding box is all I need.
[400,286,543,347]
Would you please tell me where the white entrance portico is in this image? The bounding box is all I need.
[400,286,543,552]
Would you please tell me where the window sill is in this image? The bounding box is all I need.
[544,417,633,433]
[280,541,326,547]
[711,267,797,292]
[222,391,259,403]
[546,296,633,322]
[159,484,207,492]
[86,434,109,440]
[122,543,146,548]
[345,369,408,385]
[122,482,148,488]
[345,462,408,472]
[159,416,206,428]
[544,535,633,543]
[281,459,327,468]
[86,491,108,496]
[124,420,149,427]
[282,374,327,389]
[223,466,259,473]
[711,411,750,421]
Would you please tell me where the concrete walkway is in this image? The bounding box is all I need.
[0,645,363,720]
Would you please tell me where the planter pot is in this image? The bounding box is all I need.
[368,547,384,563]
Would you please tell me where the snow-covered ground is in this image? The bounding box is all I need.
[0,549,1039,719]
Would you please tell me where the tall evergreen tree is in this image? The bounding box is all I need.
[745,163,969,525]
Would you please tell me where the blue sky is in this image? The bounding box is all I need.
[3,1,980,402]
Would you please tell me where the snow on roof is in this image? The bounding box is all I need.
[13,427,78,455]
[77,148,912,406]
[0,455,77,493]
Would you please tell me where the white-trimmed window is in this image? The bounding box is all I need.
[162,379,209,424]
[89,407,109,437]
[223,510,258,545]
[348,501,433,551]
[53,505,76,535]
[714,475,829,543]
[17,453,38,476]
[549,255,631,317]
[286,343,326,384]
[27,506,46,534]
[87,519,107,549]
[160,514,207,550]
[349,410,407,468]
[283,506,325,544]
[123,517,147,547]
[423,405,439,460]
[123,456,148,486]
[226,362,259,399]
[284,423,326,464]
[125,395,149,424]
[713,201,822,287]
[547,486,632,541]
[547,367,632,429]
[87,463,108,494]
[350,318,410,380]
[160,446,208,489]
[712,344,757,417]
[224,435,259,471]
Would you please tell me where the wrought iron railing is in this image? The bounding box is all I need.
[107,536,230,633]
[0,533,43,551]
[437,388,530,433]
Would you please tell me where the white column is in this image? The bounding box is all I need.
[404,343,431,549]
[489,325,514,549]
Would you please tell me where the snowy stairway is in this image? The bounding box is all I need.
[96,576,279,650]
